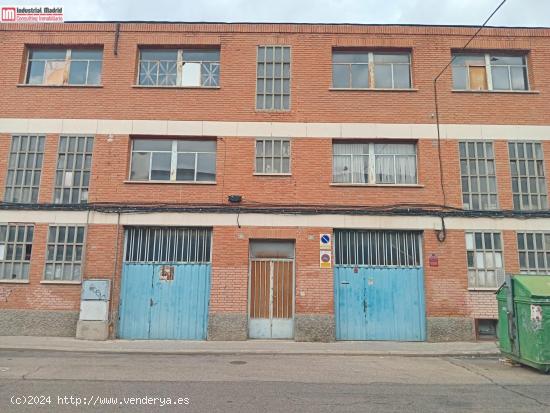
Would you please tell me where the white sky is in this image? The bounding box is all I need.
[3,0,548,26]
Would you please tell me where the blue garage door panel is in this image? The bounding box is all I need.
[118,264,154,339]
[118,263,211,340]
[335,267,426,341]
[149,264,211,340]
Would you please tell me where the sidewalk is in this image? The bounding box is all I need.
[0,336,499,357]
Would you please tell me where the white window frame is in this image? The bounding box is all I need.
[137,48,220,88]
[465,231,505,290]
[332,51,412,90]
[452,53,529,91]
[43,225,86,283]
[254,138,291,175]
[129,139,217,183]
[332,142,418,185]
[25,48,103,86]
[509,141,548,211]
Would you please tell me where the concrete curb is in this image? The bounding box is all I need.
[0,346,501,357]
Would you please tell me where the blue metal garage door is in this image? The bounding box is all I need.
[118,227,212,340]
[334,230,426,341]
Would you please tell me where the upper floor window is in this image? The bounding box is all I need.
[452,53,528,91]
[509,141,547,210]
[256,46,291,110]
[333,142,417,185]
[26,48,103,86]
[129,138,216,183]
[5,135,45,204]
[137,49,220,87]
[459,141,498,210]
[54,136,94,204]
[332,51,411,89]
[255,138,291,174]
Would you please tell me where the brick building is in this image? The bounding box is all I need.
[0,22,549,341]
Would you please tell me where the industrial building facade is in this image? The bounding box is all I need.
[0,22,549,341]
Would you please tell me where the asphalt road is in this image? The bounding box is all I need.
[0,350,549,412]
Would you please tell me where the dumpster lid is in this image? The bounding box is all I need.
[513,275,550,298]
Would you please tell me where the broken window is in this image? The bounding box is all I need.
[517,232,550,274]
[466,232,504,289]
[459,141,498,210]
[255,139,291,174]
[4,135,45,203]
[138,49,220,87]
[130,138,216,182]
[44,225,85,282]
[0,224,34,281]
[509,141,547,210]
[332,142,417,185]
[256,46,291,110]
[452,53,528,91]
[332,51,411,89]
[26,48,103,86]
[54,136,94,204]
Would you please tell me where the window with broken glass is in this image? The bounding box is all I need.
[509,142,547,210]
[0,224,34,281]
[44,225,85,282]
[452,53,528,91]
[137,49,220,87]
[459,141,498,210]
[517,232,550,274]
[332,142,417,185]
[255,139,291,174]
[256,46,291,110]
[26,49,103,86]
[4,135,45,204]
[332,51,411,89]
[130,139,216,182]
[466,232,504,290]
[54,136,94,204]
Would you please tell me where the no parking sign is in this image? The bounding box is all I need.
[320,233,331,250]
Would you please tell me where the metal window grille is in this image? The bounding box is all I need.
[255,138,291,174]
[459,141,499,210]
[509,141,547,210]
[44,225,85,281]
[332,51,411,89]
[517,232,550,274]
[465,232,505,289]
[138,49,220,87]
[5,135,45,203]
[124,227,212,263]
[0,224,34,281]
[334,230,422,267]
[54,136,94,204]
[256,46,291,110]
[332,142,417,185]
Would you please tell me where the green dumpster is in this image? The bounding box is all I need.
[497,275,550,373]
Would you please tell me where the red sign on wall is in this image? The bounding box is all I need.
[428,254,439,267]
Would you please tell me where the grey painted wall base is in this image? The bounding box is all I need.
[0,309,78,337]
[76,320,109,340]
[427,317,475,342]
[295,314,335,342]
[208,313,248,341]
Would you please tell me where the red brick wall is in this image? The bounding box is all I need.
[1,23,550,124]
